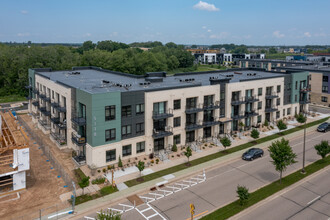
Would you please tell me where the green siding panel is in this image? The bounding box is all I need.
[28,69,35,98]
[291,71,308,104]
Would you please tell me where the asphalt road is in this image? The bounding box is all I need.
[79,130,330,220]
[238,167,330,220]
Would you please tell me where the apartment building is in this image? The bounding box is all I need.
[192,53,264,65]
[239,59,314,71]
[27,67,309,168]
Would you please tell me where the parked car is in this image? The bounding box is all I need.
[242,148,264,161]
[317,122,330,132]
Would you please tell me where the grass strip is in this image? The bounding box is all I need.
[125,117,329,187]
[201,155,330,220]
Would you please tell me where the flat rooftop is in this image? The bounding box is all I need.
[34,67,286,94]
[276,65,330,72]
[238,59,314,64]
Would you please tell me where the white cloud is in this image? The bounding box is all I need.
[207,29,212,33]
[110,32,118,37]
[314,32,326,37]
[209,32,229,39]
[273,30,285,38]
[303,32,311,37]
[202,26,207,29]
[193,1,219,12]
[20,10,28,14]
[17,32,30,37]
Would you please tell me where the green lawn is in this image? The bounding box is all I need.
[201,156,330,220]
[125,117,329,187]
[0,95,26,104]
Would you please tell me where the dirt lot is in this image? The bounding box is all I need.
[0,114,75,220]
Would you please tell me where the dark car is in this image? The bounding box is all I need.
[242,148,264,161]
[317,122,330,132]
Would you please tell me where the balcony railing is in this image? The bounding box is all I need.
[51,102,67,112]
[203,101,221,110]
[152,126,173,138]
[202,117,220,127]
[245,95,259,103]
[38,119,51,130]
[231,97,246,105]
[32,89,39,95]
[50,132,67,146]
[231,112,246,120]
[50,117,67,129]
[40,108,51,116]
[265,92,279,99]
[71,132,86,146]
[265,106,278,112]
[25,85,32,89]
[185,121,203,131]
[300,87,311,93]
[50,117,60,124]
[39,94,51,102]
[71,114,86,126]
[245,109,259,117]
[299,99,311,104]
[152,109,174,120]
[185,104,204,114]
[32,101,39,107]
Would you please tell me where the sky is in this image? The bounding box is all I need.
[1,0,330,45]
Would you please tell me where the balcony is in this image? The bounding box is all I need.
[25,85,32,89]
[185,104,203,114]
[265,92,279,99]
[203,101,221,110]
[231,112,246,120]
[300,87,311,93]
[265,106,278,112]
[245,110,259,117]
[50,132,67,146]
[40,108,51,116]
[51,102,67,112]
[231,97,246,105]
[202,117,220,127]
[299,99,311,104]
[245,95,259,103]
[50,117,60,124]
[38,119,51,130]
[39,94,50,102]
[71,132,86,146]
[71,115,86,126]
[152,126,173,138]
[26,96,32,100]
[152,109,174,120]
[32,89,39,95]
[32,101,39,107]
[185,121,203,131]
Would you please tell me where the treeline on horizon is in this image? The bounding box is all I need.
[0,40,195,98]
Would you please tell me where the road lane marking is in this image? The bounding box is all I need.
[185,210,209,220]
[307,195,321,205]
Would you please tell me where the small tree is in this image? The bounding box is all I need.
[184,146,192,163]
[78,176,90,195]
[295,113,307,124]
[96,209,121,220]
[236,185,250,206]
[268,138,297,184]
[118,156,123,168]
[239,122,245,132]
[220,137,231,150]
[264,120,269,127]
[136,161,145,177]
[277,120,287,134]
[314,140,330,159]
[250,129,260,139]
[171,144,178,152]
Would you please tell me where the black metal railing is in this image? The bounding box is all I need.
[265,106,278,112]
[185,121,203,131]
[152,109,174,120]
[300,87,310,93]
[245,95,259,103]
[32,89,39,94]
[39,93,51,102]
[265,92,279,99]
[245,109,259,117]
[231,97,246,105]
[71,114,86,126]
[185,104,204,114]
[231,111,246,119]
[38,119,51,130]
[152,126,173,138]
[32,101,39,107]
[202,117,220,127]
[203,101,220,110]
[50,132,67,146]
[71,132,86,146]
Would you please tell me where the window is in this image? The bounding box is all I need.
[174,99,181,110]
[287,108,291,115]
[105,128,116,141]
[322,86,328,93]
[295,81,298,90]
[122,145,132,157]
[136,123,144,134]
[122,106,131,117]
[186,97,197,109]
[277,85,281,93]
[105,106,116,121]
[323,75,328,82]
[258,88,262,96]
[220,90,225,101]
[204,95,214,106]
[276,111,280,119]
[283,109,286,116]
[173,117,181,127]
[173,134,181,145]
[106,149,116,162]
[220,108,225,117]
[321,96,328,102]
[295,95,298,102]
[258,101,262,110]
[136,104,144,115]
[122,125,132,137]
[257,115,261,123]
[153,102,166,114]
[276,98,280,106]
[136,142,145,153]
[52,90,54,99]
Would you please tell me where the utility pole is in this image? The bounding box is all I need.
[302,110,307,174]
[72,181,76,213]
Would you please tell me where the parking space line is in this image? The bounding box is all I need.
[307,195,321,205]
[108,207,123,214]
[84,217,95,220]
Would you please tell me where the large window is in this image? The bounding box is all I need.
[322,86,328,93]
[173,134,181,145]
[323,75,328,82]
[105,128,116,142]
[258,101,262,110]
[257,115,261,123]
[276,98,280,106]
[204,95,214,106]
[186,97,197,109]
[287,108,291,115]
[174,117,181,127]
[220,91,225,101]
[277,85,281,93]
[136,104,144,115]
[122,106,131,117]
[174,99,181,110]
[105,106,116,121]
[136,142,145,153]
[136,123,144,134]
[122,145,132,157]
[106,149,116,162]
[122,125,132,137]
[321,96,328,102]
[153,102,166,114]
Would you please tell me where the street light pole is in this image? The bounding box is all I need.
[302,109,307,174]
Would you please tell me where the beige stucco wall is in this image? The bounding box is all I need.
[310,72,330,106]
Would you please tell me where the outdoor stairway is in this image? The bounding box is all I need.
[212,137,223,147]
[158,150,168,161]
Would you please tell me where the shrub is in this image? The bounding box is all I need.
[314,140,330,159]
[99,185,118,196]
[150,160,154,163]
[156,158,159,163]
[97,170,101,173]
[92,177,106,185]
[107,165,111,170]
[277,120,287,131]
[220,137,231,149]
[74,168,87,182]
[250,129,259,139]
[149,153,154,159]
[171,144,178,152]
[118,156,123,167]
[236,185,250,206]
[78,176,90,195]
[264,120,269,127]
[103,168,106,173]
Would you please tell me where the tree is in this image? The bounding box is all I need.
[239,122,245,132]
[251,129,260,139]
[236,185,250,206]
[295,113,307,124]
[82,41,95,51]
[136,161,145,177]
[118,156,123,168]
[171,144,178,152]
[184,146,192,163]
[264,120,269,127]
[96,209,121,220]
[277,120,287,134]
[78,176,90,195]
[220,137,231,150]
[268,138,297,184]
[269,47,277,54]
[314,140,330,159]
